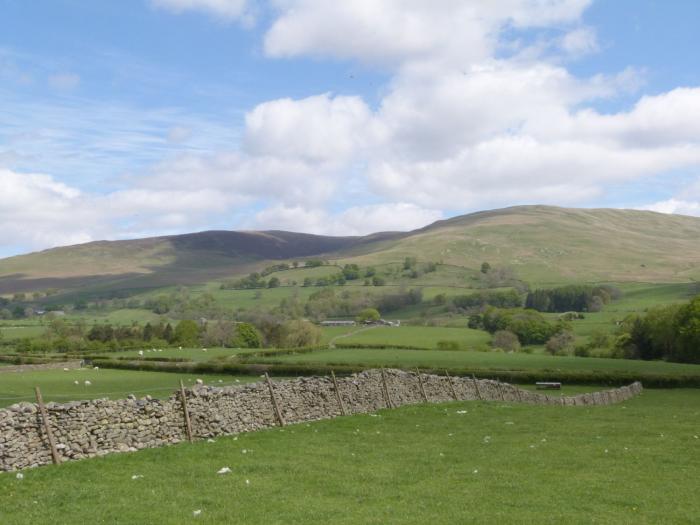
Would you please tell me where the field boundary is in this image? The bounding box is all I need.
[88,357,700,387]
[0,368,642,472]
[0,360,83,374]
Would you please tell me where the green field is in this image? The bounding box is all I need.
[254,347,700,376]
[334,326,492,349]
[0,368,261,407]
[1,389,698,524]
[94,346,258,362]
[0,326,46,340]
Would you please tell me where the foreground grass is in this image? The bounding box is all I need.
[254,347,700,375]
[0,368,260,407]
[0,390,698,524]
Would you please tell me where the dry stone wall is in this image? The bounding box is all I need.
[0,369,643,472]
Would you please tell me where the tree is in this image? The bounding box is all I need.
[673,295,700,363]
[480,262,491,274]
[280,320,322,348]
[268,277,281,288]
[233,322,262,348]
[372,276,385,286]
[174,320,200,346]
[342,264,361,280]
[545,330,575,356]
[143,322,154,341]
[356,308,380,323]
[492,330,521,352]
[163,323,174,343]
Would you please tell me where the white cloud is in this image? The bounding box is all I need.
[264,0,592,68]
[4,0,700,255]
[48,72,80,90]
[244,93,374,162]
[0,169,95,249]
[560,27,599,56]
[252,203,443,235]
[642,199,700,217]
[151,0,252,20]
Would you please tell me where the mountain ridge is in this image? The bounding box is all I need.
[1,205,699,295]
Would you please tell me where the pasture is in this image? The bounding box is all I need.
[0,368,260,407]
[92,346,258,362]
[253,347,700,377]
[332,325,491,349]
[0,389,697,523]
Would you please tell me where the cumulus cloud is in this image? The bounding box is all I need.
[643,199,700,217]
[244,94,375,163]
[4,0,700,254]
[252,203,443,235]
[264,0,592,67]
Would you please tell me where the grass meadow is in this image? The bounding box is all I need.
[0,389,697,524]
[254,347,700,376]
[332,325,492,349]
[0,368,261,407]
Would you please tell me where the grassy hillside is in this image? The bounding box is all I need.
[2,205,699,297]
[340,206,700,284]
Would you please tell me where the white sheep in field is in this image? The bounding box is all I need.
[84,380,91,386]
[138,350,144,356]
[74,380,79,385]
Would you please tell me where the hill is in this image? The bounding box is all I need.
[1,205,699,297]
[340,205,700,284]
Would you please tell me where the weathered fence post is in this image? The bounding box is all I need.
[34,387,61,465]
[496,380,506,401]
[445,370,458,401]
[265,372,286,427]
[415,368,428,402]
[471,374,482,400]
[179,380,193,443]
[331,370,347,416]
[380,368,393,409]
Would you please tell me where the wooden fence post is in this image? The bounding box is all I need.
[179,380,193,443]
[331,370,347,416]
[415,368,428,403]
[496,381,506,401]
[265,372,286,427]
[34,387,61,465]
[445,370,458,400]
[380,368,393,409]
[471,374,482,400]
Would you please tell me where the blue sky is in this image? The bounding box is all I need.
[1,0,700,256]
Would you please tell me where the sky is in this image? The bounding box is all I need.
[1,0,700,257]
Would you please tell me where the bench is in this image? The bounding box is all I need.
[536,382,561,390]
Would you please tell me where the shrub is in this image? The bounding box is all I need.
[356,308,380,323]
[436,340,461,351]
[233,322,262,348]
[279,320,322,348]
[574,345,591,357]
[545,330,576,356]
[491,330,521,352]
